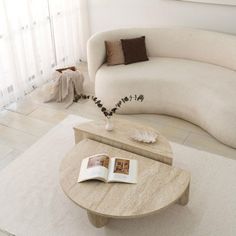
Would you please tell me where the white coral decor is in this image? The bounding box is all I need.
[130,129,158,143]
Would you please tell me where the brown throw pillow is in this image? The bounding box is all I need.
[121,36,148,65]
[105,40,125,66]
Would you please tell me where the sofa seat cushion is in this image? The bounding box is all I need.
[95,57,236,148]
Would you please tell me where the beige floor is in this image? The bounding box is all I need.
[0,63,235,170]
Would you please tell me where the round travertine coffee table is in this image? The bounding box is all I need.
[60,139,190,228]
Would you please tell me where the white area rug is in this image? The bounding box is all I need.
[0,115,235,236]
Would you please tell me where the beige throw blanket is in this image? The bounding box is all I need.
[43,69,84,108]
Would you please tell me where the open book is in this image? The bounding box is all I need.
[78,154,138,184]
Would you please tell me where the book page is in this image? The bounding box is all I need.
[78,154,110,182]
[107,157,137,184]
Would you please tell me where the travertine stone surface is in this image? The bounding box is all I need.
[74,119,173,165]
[60,139,190,227]
[87,212,109,228]
[177,183,190,206]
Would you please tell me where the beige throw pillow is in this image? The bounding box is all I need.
[105,40,125,66]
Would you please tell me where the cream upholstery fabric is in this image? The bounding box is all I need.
[88,28,236,148]
[88,28,236,82]
[96,57,236,148]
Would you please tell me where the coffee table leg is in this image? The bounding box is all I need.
[87,211,109,228]
[177,183,190,206]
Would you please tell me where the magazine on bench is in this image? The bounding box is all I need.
[78,153,138,184]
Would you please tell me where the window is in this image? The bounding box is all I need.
[0,0,81,107]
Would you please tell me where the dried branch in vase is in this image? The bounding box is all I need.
[74,94,144,118]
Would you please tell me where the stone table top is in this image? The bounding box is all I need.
[74,119,173,165]
[60,139,190,219]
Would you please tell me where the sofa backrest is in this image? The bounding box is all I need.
[87,28,236,81]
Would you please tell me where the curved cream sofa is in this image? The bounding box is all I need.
[87,28,236,148]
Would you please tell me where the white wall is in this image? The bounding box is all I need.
[87,0,236,35]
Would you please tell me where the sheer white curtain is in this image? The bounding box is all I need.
[0,0,82,108]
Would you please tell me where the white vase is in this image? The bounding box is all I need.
[105,118,113,131]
